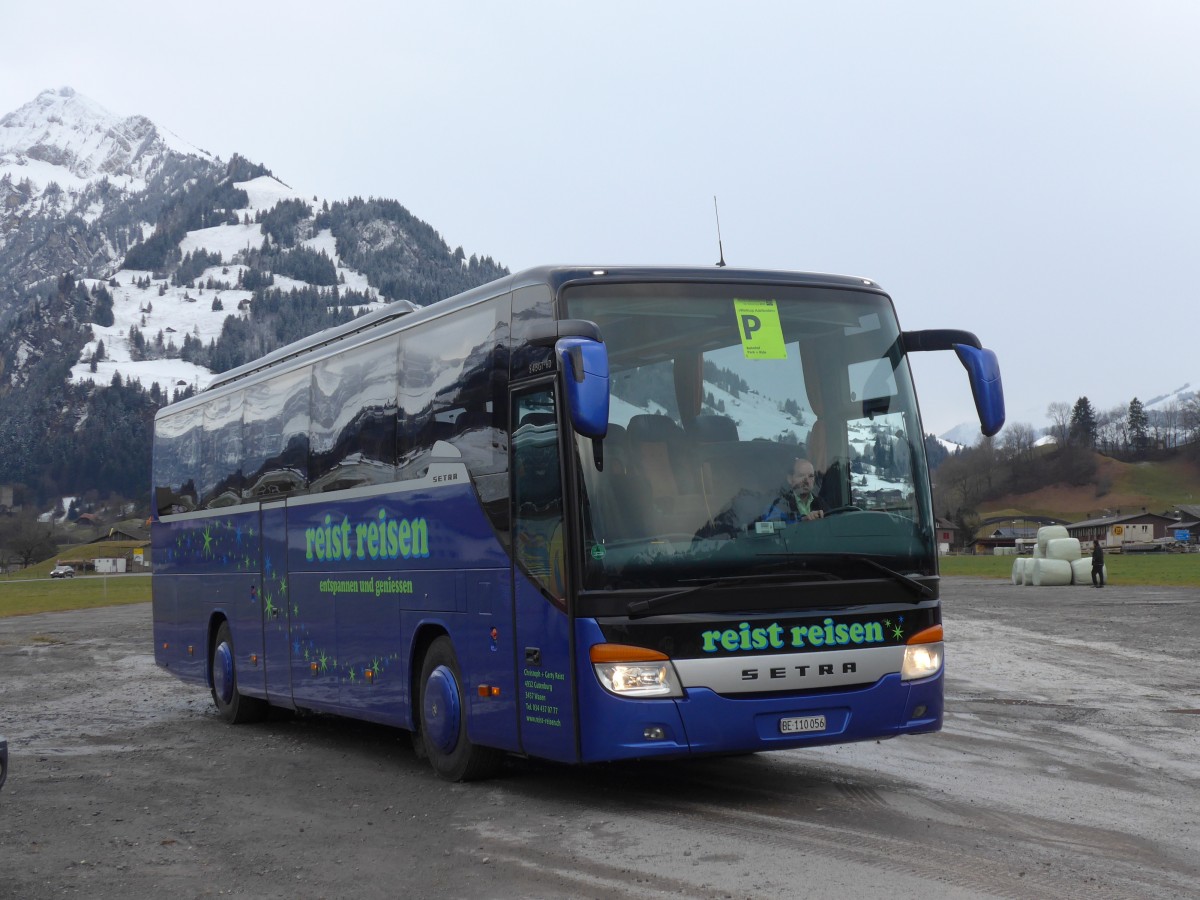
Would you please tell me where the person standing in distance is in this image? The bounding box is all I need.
[1091,540,1105,587]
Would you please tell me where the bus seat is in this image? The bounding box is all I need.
[603,423,630,475]
[626,414,690,496]
[688,414,739,443]
[807,420,828,471]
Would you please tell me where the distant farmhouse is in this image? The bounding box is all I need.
[1065,511,1179,549]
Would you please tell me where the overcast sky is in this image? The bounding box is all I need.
[3,1,1197,437]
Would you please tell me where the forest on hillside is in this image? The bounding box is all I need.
[933,394,1200,538]
[0,161,509,509]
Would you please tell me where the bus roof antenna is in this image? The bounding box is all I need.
[713,196,726,267]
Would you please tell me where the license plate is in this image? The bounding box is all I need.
[780,715,826,734]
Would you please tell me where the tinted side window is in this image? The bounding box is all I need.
[510,283,555,379]
[309,337,398,492]
[512,387,565,605]
[398,301,505,480]
[244,366,311,499]
[201,390,244,508]
[154,406,202,516]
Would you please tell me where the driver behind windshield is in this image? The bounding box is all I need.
[762,457,828,523]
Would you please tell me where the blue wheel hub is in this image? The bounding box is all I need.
[423,664,461,755]
[213,640,235,706]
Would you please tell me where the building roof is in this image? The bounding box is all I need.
[1067,511,1176,529]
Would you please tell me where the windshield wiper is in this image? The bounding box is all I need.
[755,552,935,601]
[850,555,935,600]
[626,569,840,619]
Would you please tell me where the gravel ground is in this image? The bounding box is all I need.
[1,577,1197,899]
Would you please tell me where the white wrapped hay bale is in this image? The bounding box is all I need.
[1070,558,1107,585]
[1031,558,1072,586]
[1037,525,1069,557]
[1070,558,1089,584]
[1011,557,1027,585]
[1046,537,1082,561]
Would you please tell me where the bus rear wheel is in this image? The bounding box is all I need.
[211,621,268,724]
[418,636,503,781]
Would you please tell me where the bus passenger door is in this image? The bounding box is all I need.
[261,500,294,708]
[511,385,578,763]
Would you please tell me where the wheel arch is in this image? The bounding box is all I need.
[205,611,231,691]
[408,622,451,730]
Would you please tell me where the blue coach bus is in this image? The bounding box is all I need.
[152,265,1003,780]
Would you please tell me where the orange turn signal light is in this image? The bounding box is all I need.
[589,643,669,664]
[906,624,944,644]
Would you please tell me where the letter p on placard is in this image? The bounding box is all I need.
[734,299,787,359]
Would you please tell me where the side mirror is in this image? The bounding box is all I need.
[902,329,1006,437]
[954,344,1005,437]
[556,337,609,439]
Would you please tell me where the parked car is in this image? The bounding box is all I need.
[49,564,74,578]
[0,736,7,790]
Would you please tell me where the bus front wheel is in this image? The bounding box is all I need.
[211,621,268,724]
[418,636,503,781]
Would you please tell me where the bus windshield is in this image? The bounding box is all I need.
[564,280,934,592]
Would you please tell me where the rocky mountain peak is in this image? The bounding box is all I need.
[1,87,211,194]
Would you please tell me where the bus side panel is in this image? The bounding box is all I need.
[153,512,265,694]
[335,583,403,722]
[288,569,340,711]
[153,520,200,683]
[284,482,513,730]
[458,570,521,753]
[261,505,294,709]
[151,558,204,684]
[513,573,578,763]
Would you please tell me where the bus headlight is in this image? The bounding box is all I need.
[901,642,943,680]
[590,644,683,698]
[901,625,944,681]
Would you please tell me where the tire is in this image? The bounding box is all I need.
[210,621,268,724]
[418,636,503,781]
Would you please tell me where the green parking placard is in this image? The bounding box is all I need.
[734,299,787,359]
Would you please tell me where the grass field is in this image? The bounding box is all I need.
[0,539,152,617]
[939,552,1200,586]
[0,574,150,617]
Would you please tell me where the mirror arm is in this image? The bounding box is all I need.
[901,329,982,353]
[527,319,602,347]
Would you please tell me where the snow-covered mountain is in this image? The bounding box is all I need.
[69,173,392,397]
[0,87,506,503]
[0,86,211,195]
[0,87,220,289]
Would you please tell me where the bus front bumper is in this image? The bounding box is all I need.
[576,671,943,763]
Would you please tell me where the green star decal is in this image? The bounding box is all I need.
[892,624,904,640]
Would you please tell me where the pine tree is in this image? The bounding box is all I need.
[1127,397,1149,452]
[1070,397,1097,447]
